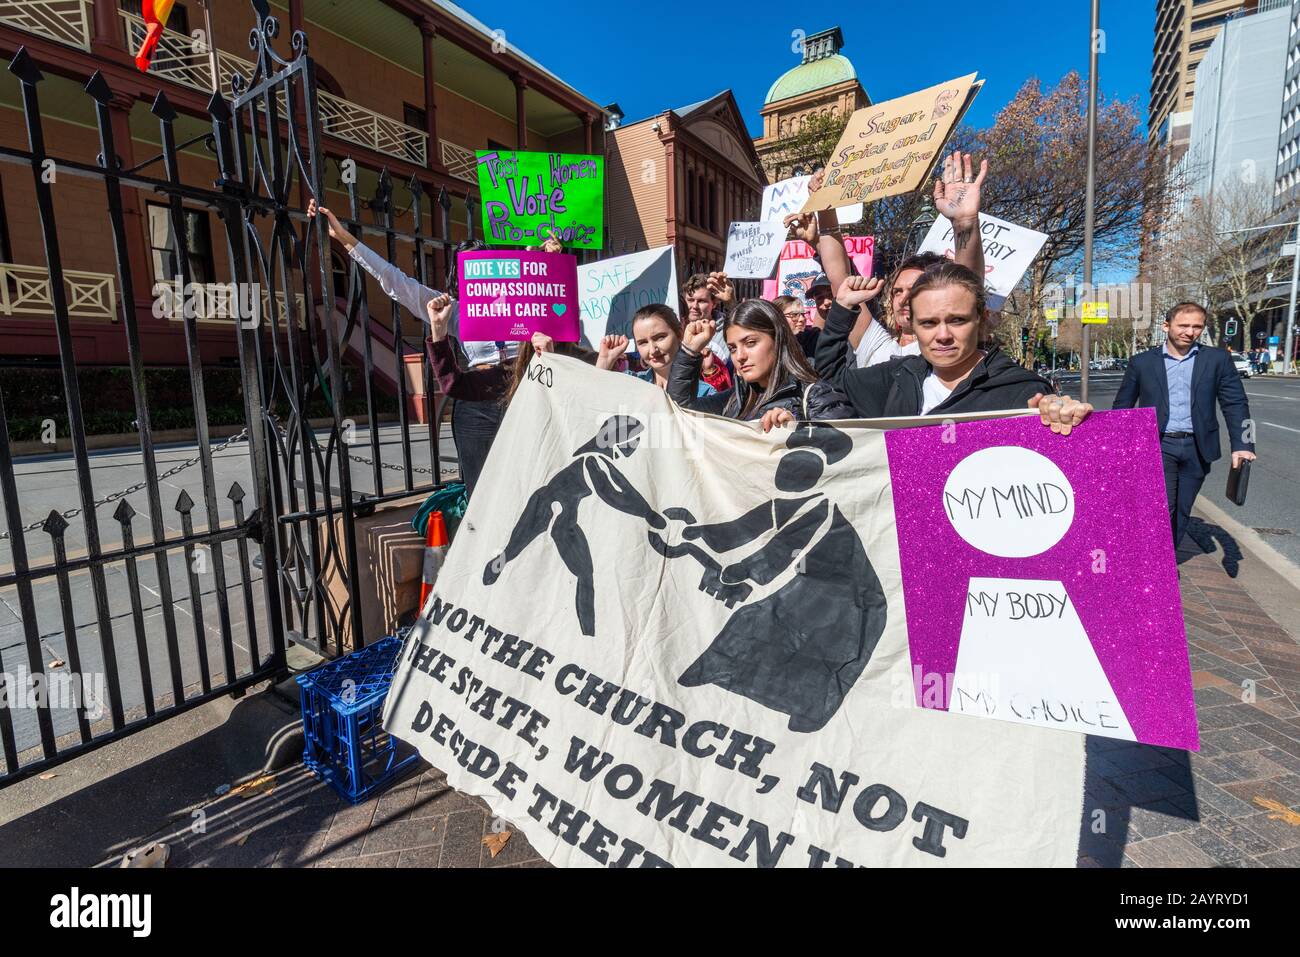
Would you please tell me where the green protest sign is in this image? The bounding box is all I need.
[475,150,604,250]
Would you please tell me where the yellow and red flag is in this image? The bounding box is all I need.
[134,0,177,72]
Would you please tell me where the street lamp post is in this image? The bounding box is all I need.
[1081,0,1101,402]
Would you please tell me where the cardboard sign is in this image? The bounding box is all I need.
[476,150,604,249]
[577,245,678,348]
[885,410,1196,750]
[723,221,787,279]
[917,212,1048,310]
[803,74,981,213]
[385,359,1088,867]
[456,250,579,341]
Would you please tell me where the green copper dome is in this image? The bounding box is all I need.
[764,55,857,105]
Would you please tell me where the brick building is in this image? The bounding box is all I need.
[0,0,608,369]
[605,90,766,280]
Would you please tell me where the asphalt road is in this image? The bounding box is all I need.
[0,422,458,760]
[1068,372,1300,570]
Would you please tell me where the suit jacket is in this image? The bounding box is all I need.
[1112,345,1253,464]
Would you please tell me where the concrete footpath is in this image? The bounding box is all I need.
[1,505,1298,869]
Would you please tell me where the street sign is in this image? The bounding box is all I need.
[1283,241,1297,258]
[1048,319,1059,339]
[1044,308,1059,320]
[1080,301,1109,324]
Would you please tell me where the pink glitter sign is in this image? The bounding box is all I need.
[457,250,579,342]
[884,409,1197,751]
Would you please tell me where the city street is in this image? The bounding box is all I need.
[0,422,458,757]
[1068,372,1300,569]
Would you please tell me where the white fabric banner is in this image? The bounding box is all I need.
[577,246,678,348]
[384,354,1086,868]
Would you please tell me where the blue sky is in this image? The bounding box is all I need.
[479,0,1157,135]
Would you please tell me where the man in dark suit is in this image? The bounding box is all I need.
[1113,302,1256,549]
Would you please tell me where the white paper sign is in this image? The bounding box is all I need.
[577,246,678,348]
[761,176,811,222]
[917,213,1048,311]
[723,221,787,279]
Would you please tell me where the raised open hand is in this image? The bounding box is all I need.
[933,151,987,225]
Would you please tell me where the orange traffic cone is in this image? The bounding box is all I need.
[419,511,450,610]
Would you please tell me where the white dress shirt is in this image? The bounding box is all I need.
[348,243,519,366]
[854,315,921,367]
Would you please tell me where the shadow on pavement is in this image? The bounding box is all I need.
[1181,517,1243,577]
[1079,738,1198,868]
[0,686,300,868]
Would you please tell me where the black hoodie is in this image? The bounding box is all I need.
[667,344,856,421]
[815,302,1054,417]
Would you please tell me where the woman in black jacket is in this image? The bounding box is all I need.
[668,299,855,429]
[816,263,1092,432]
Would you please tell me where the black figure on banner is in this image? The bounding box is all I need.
[649,423,888,732]
[483,416,664,636]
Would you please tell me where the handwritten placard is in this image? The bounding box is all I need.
[884,411,1197,750]
[803,74,981,212]
[456,250,579,342]
[917,212,1048,310]
[476,150,604,249]
[723,221,786,279]
[577,245,678,348]
[761,175,811,222]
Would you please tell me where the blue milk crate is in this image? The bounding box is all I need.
[296,634,421,804]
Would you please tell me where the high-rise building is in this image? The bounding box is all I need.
[1150,0,1263,150]
[1179,3,1289,205]
[1274,0,1300,207]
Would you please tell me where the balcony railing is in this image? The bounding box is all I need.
[120,10,426,166]
[155,281,306,329]
[441,140,477,183]
[319,92,426,166]
[0,263,116,321]
[121,10,261,101]
[0,0,92,52]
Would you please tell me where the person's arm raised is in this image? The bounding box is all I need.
[933,151,987,284]
[307,198,359,252]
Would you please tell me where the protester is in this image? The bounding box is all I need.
[426,293,609,402]
[682,271,737,370]
[600,304,730,396]
[668,299,855,430]
[802,152,991,369]
[1112,302,1256,549]
[308,197,561,498]
[817,264,1091,431]
[774,295,807,335]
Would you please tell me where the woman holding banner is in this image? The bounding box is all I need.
[668,299,854,430]
[816,264,1092,430]
[597,304,731,397]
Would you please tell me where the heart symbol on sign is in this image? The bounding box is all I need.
[552,304,567,316]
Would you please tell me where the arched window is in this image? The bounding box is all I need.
[708,180,717,234]
[687,173,696,226]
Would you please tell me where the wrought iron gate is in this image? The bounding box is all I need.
[0,5,462,786]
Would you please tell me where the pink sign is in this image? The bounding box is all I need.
[457,250,579,342]
[884,409,1197,751]
[762,237,874,319]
